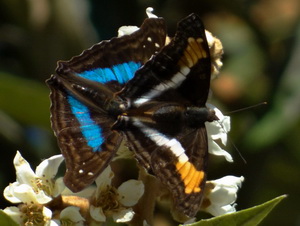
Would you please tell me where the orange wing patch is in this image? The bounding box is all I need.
[176,160,205,194]
[178,37,208,68]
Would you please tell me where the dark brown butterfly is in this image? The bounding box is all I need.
[47,13,217,217]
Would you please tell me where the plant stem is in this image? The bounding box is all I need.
[130,168,162,226]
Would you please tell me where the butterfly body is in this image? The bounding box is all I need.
[114,102,217,135]
[47,13,217,217]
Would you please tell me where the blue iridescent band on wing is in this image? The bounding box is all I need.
[67,62,141,152]
[76,62,141,84]
[68,95,103,152]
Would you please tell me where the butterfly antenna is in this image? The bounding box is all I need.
[218,102,267,163]
[216,120,247,164]
[228,133,247,164]
[224,102,267,115]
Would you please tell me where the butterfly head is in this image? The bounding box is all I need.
[185,107,218,127]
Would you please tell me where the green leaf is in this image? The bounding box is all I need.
[0,210,18,226]
[182,195,287,226]
[0,72,50,127]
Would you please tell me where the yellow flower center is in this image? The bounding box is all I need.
[33,176,54,196]
[95,185,122,214]
[19,203,49,226]
[60,219,76,226]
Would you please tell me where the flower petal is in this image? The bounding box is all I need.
[112,208,135,223]
[90,205,106,222]
[60,206,85,224]
[13,151,36,185]
[205,30,224,79]
[208,138,233,162]
[52,177,65,197]
[118,26,139,37]
[95,165,113,189]
[206,105,230,146]
[43,206,53,220]
[146,7,158,18]
[212,175,244,187]
[12,183,52,204]
[35,154,64,179]
[143,220,150,226]
[203,176,244,216]
[208,177,242,205]
[49,220,60,226]
[208,117,230,145]
[4,182,22,203]
[205,104,233,162]
[3,206,22,224]
[114,146,134,160]
[118,180,144,206]
[204,203,236,216]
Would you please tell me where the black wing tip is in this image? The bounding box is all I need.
[188,13,201,19]
[178,13,205,32]
[185,13,202,23]
[45,74,57,86]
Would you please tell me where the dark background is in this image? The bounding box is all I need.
[0,0,299,225]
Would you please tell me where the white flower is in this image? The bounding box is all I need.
[114,145,134,160]
[205,30,224,78]
[52,206,85,226]
[3,204,55,226]
[201,176,244,216]
[145,7,158,18]
[4,204,85,226]
[90,165,144,223]
[4,151,65,204]
[118,26,139,37]
[117,7,158,38]
[3,206,22,225]
[206,104,233,162]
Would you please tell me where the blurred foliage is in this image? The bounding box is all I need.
[0,0,299,225]
[0,210,18,226]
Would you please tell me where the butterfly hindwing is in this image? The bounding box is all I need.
[150,127,209,217]
[121,102,209,217]
[47,17,167,192]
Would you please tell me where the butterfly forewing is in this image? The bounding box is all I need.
[56,17,166,79]
[47,75,122,192]
[120,13,211,107]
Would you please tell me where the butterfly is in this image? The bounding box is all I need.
[46,13,218,217]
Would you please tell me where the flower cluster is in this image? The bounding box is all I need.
[200,106,244,217]
[89,165,144,224]
[3,152,144,225]
[3,152,65,225]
